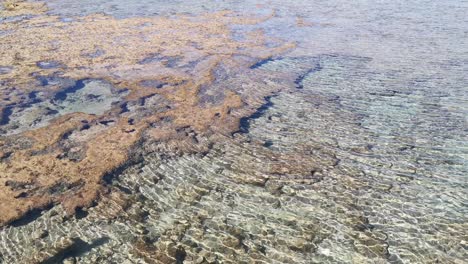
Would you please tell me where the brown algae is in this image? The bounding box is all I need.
[0,0,294,225]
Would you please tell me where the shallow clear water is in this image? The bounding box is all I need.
[1,0,467,263]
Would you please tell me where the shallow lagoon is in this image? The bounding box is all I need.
[0,0,467,263]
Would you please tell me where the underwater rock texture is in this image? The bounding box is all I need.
[0,0,293,225]
[0,0,467,263]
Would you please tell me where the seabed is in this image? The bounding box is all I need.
[0,0,466,263]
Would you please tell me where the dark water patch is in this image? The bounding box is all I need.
[9,203,54,227]
[175,246,187,264]
[250,57,274,69]
[99,120,116,126]
[237,95,276,134]
[41,237,110,264]
[80,121,91,130]
[263,140,274,148]
[28,91,38,100]
[119,102,129,113]
[117,88,129,95]
[53,79,86,101]
[25,91,43,105]
[0,106,13,125]
[75,207,89,220]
